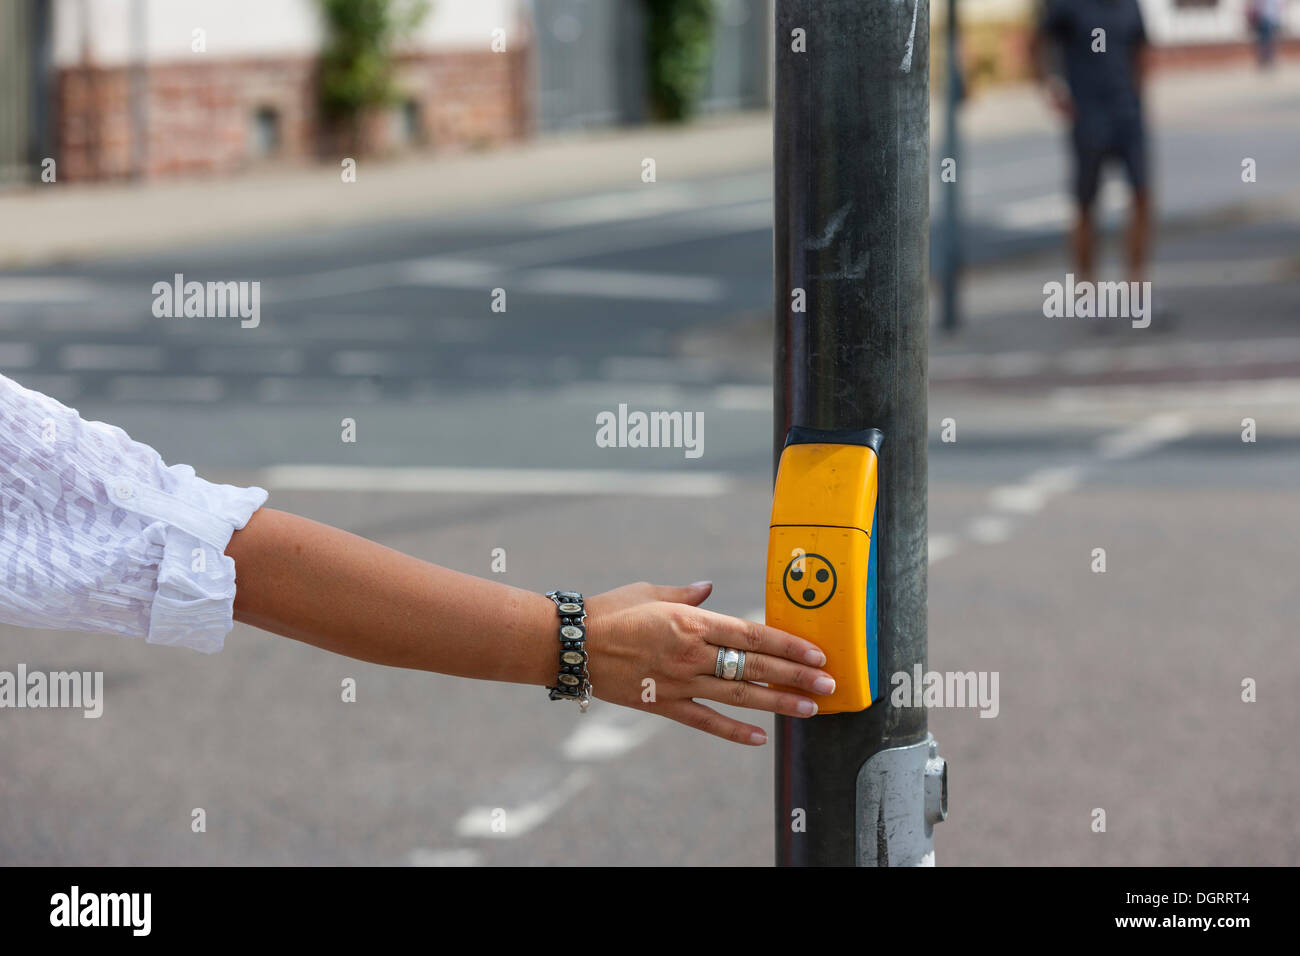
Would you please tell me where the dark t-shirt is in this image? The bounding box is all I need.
[1043,0,1147,112]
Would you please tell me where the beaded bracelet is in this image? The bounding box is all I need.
[544,590,592,712]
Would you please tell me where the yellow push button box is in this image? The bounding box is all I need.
[765,426,882,714]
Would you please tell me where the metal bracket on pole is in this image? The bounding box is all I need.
[856,734,947,866]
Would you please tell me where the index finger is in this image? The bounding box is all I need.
[692,607,826,667]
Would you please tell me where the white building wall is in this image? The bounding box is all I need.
[1140,0,1248,44]
[933,0,1297,44]
[52,0,524,68]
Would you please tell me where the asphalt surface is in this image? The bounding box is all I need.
[1,92,1298,865]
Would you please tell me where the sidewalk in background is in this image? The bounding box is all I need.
[958,60,1300,139]
[0,113,773,269]
[3,62,1298,269]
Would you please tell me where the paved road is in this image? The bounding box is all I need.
[1,96,1298,864]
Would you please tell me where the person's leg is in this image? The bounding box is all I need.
[1263,22,1279,69]
[1074,204,1096,283]
[1121,111,1150,284]
[1071,117,1104,284]
[1126,188,1151,283]
[1119,108,1163,326]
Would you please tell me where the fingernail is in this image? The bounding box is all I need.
[797,699,817,716]
[690,580,712,588]
[805,649,827,666]
[750,731,767,745]
[813,676,836,695]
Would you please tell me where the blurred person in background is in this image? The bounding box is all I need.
[1031,0,1155,322]
[1248,0,1285,69]
[0,371,835,746]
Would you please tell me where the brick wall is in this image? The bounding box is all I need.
[55,46,530,182]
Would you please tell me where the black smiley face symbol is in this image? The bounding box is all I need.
[782,553,837,609]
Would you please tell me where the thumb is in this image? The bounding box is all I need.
[657,581,713,606]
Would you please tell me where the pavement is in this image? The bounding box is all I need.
[2,60,1298,268]
[0,61,1297,866]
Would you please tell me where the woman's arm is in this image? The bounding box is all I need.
[225,507,835,745]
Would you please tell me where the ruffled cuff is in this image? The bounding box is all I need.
[142,465,268,654]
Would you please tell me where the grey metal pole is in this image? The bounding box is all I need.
[773,0,945,866]
[939,0,963,333]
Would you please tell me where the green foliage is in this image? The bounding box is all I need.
[317,0,430,122]
[644,0,715,121]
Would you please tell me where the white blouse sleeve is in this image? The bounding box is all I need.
[0,372,268,653]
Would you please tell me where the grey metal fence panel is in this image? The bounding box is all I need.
[532,0,646,132]
[700,0,772,113]
[0,0,35,185]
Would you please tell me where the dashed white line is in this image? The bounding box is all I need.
[61,344,164,371]
[260,465,735,498]
[927,533,961,564]
[455,768,594,840]
[1097,413,1191,461]
[967,515,1014,545]
[0,278,99,303]
[106,375,224,402]
[989,464,1084,515]
[562,711,660,761]
[0,343,37,368]
[1053,376,1300,411]
[946,414,1188,559]
[522,268,725,302]
[407,848,482,867]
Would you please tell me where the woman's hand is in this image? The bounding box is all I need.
[583,581,835,746]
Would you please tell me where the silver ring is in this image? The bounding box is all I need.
[714,646,727,678]
[734,650,747,682]
[720,648,742,681]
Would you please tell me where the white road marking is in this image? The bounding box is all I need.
[60,344,164,371]
[519,268,725,303]
[1097,413,1191,461]
[933,336,1300,382]
[557,381,690,407]
[927,533,961,564]
[713,385,771,411]
[986,351,1053,378]
[994,181,1127,229]
[402,260,728,302]
[599,355,724,382]
[0,342,38,368]
[407,848,482,867]
[0,278,98,302]
[331,350,401,376]
[106,375,224,402]
[455,768,593,839]
[399,258,499,286]
[259,191,772,305]
[518,174,769,229]
[1053,376,1300,411]
[989,465,1084,516]
[967,515,1013,544]
[521,184,697,228]
[562,712,660,761]
[198,347,306,375]
[950,414,1189,555]
[260,465,735,498]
